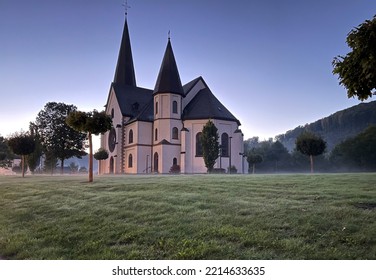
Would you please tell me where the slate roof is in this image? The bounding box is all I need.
[182,86,241,125]
[153,40,184,96]
[182,76,205,96]
[113,19,137,86]
[111,83,153,121]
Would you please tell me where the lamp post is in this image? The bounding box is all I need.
[219,145,222,169]
[229,136,232,174]
[239,152,246,174]
[146,155,149,174]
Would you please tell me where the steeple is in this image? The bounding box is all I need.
[153,39,184,95]
[113,18,136,86]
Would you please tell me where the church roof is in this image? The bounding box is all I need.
[182,87,241,125]
[113,19,137,86]
[153,39,184,96]
[182,76,205,96]
[112,83,153,120]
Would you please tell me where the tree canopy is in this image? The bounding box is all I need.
[7,132,36,177]
[296,131,326,173]
[34,102,87,173]
[330,126,376,171]
[201,120,219,172]
[332,15,376,100]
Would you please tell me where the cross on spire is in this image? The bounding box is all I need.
[122,0,130,17]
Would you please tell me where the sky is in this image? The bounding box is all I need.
[1,0,376,149]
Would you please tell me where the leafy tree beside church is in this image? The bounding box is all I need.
[201,120,219,173]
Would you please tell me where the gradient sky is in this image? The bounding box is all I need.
[1,0,376,147]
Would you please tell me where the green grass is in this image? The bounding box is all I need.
[0,173,375,259]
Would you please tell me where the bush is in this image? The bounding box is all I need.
[210,168,226,174]
[169,164,180,174]
[227,165,237,174]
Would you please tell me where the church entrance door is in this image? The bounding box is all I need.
[153,152,159,173]
[109,156,114,174]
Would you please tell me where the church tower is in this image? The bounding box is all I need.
[113,18,136,87]
[100,17,138,174]
[152,38,184,173]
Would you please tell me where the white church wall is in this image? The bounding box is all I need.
[182,119,245,174]
[182,120,207,173]
[100,88,123,174]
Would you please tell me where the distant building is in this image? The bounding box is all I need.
[99,18,246,174]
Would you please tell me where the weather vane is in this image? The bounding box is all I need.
[122,0,131,17]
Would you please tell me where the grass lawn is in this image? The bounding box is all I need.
[0,173,375,260]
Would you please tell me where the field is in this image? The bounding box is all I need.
[0,173,375,260]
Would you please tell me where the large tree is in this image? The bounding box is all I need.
[34,102,87,173]
[27,122,43,173]
[66,110,112,182]
[330,126,376,171]
[201,120,219,173]
[7,132,36,177]
[0,136,13,168]
[296,131,326,173]
[332,15,376,100]
[247,152,263,174]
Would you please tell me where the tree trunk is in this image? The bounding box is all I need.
[310,155,314,173]
[88,132,93,182]
[22,155,25,178]
[252,163,255,174]
[61,159,64,175]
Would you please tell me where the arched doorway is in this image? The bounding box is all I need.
[153,152,159,173]
[109,156,114,174]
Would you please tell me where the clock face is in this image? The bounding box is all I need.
[108,128,116,152]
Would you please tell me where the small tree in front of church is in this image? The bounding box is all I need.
[66,110,112,182]
[201,120,219,173]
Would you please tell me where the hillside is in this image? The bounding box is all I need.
[276,101,376,151]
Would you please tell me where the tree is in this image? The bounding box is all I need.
[7,132,36,177]
[332,15,376,100]
[0,136,13,168]
[27,123,43,173]
[94,148,109,161]
[34,102,87,174]
[330,126,376,171]
[247,152,263,174]
[66,110,112,182]
[201,120,219,172]
[296,131,327,173]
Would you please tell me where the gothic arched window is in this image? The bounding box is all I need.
[155,128,158,141]
[172,127,178,140]
[221,133,229,157]
[129,129,134,144]
[172,100,178,114]
[128,154,133,168]
[196,132,203,157]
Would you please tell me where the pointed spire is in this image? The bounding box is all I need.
[113,18,136,86]
[153,38,184,95]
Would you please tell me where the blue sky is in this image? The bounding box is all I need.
[1,0,376,146]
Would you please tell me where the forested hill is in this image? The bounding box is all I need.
[276,101,376,152]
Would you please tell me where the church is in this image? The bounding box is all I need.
[99,18,246,174]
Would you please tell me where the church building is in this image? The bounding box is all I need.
[99,18,246,174]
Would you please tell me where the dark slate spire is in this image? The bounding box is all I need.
[153,39,184,95]
[113,18,136,86]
